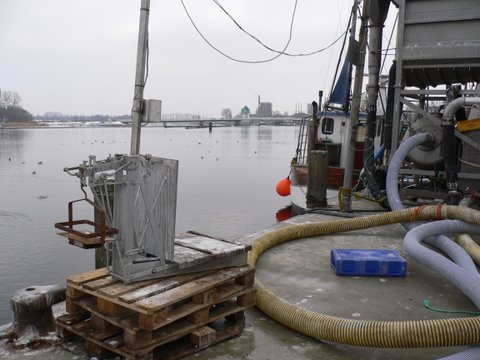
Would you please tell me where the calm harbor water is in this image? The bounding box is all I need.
[0,125,296,326]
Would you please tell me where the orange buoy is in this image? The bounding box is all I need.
[276,177,291,197]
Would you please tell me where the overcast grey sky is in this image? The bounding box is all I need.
[0,0,397,117]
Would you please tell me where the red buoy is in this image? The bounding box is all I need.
[276,178,291,197]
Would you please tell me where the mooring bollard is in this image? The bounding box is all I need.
[10,285,66,338]
[306,150,328,208]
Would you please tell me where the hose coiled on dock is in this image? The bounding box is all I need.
[249,205,480,348]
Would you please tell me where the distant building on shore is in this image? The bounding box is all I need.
[43,112,64,120]
[255,95,272,117]
[240,106,250,119]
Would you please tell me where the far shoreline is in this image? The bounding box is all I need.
[0,121,47,129]
[0,121,129,129]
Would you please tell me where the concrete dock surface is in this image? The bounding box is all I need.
[1,212,478,359]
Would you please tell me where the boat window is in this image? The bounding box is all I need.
[321,117,334,134]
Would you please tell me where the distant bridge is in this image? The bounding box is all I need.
[120,117,305,127]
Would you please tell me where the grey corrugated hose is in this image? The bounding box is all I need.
[387,132,480,359]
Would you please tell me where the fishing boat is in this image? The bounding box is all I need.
[288,105,387,212]
[283,1,388,212]
[281,0,480,215]
[289,109,373,211]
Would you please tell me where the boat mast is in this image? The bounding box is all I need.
[360,0,390,202]
[341,0,369,211]
[130,0,150,155]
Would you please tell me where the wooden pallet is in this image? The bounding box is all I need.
[57,266,255,359]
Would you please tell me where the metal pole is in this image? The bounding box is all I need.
[342,0,369,190]
[359,0,390,202]
[307,101,318,165]
[364,0,390,164]
[390,0,406,159]
[130,0,150,155]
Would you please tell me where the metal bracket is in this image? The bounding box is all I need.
[55,197,118,249]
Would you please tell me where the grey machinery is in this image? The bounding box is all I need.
[59,154,249,283]
[386,0,480,202]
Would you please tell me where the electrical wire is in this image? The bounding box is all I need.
[325,4,356,108]
[380,12,398,75]
[460,158,480,169]
[181,0,298,64]
[212,0,347,57]
[423,299,480,316]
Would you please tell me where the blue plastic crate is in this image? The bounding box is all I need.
[330,249,407,277]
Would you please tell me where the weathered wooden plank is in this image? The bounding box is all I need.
[57,312,89,326]
[67,283,150,315]
[97,278,159,298]
[56,323,75,341]
[193,288,217,305]
[174,236,245,255]
[213,282,247,303]
[177,252,249,270]
[57,320,126,358]
[103,334,124,349]
[66,297,89,316]
[173,245,213,268]
[84,276,118,291]
[235,271,255,287]
[85,338,115,358]
[122,300,245,354]
[60,263,254,360]
[237,290,256,308]
[71,319,92,333]
[146,311,243,360]
[138,310,167,332]
[57,232,110,248]
[123,327,153,350]
[91,313,119,333]
[91,314,123,341]
[67,267,109,286]
[188,307,210,325]
[97,297,127,317]
[77,297,137,329]
[66,286,86,299]
[160,284,252,326]
[136,286,252,331]
[134,266,253,313]
[118,271,214,304]
[184,231,251,251]
[59,297,247,359]
[120,281,179,304]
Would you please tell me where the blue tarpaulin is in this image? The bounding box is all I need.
[328,61,351,110]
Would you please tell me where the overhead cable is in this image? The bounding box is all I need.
[212,0,346,57]
[380,12,398,74]
[326,3,356,106]
[180,0,298,64]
